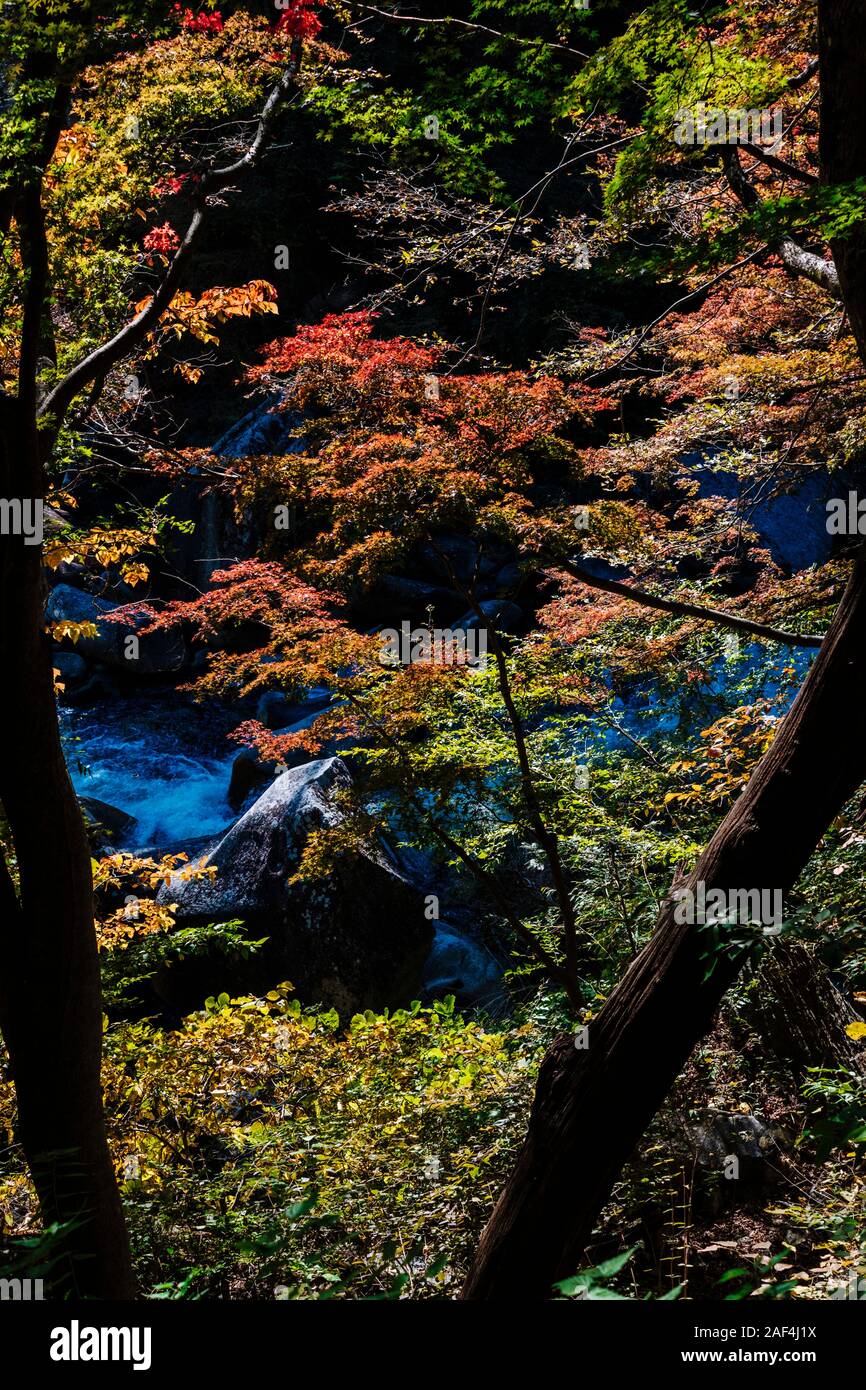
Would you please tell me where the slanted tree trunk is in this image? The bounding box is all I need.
[464,548,866,1298]
[0,397,134,1298]
[463,0,866,1300]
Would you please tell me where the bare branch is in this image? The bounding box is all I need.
[351,3,589,59]
[562,560,825,648]
[736,141,818,185]
[586,248,766,382]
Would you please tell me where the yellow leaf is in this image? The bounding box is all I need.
[845,1021,866,1041]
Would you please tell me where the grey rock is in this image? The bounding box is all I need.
[423,923,504,1010]
[454,599,523,634]
[79,796,137,852]
[158,757,432,1014]
[227,746,275,812]
[53,650,88,686]
[47,584,186,674]
[227,702,352,811]
[255,689,330,730]
[692,1112,778,1184]
[211,399,305,459]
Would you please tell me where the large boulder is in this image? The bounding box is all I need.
[157,757,432,1014]
[227,746,275,812]
[46,584,186,675]
[227,702,354,811]
[211,399,304,459]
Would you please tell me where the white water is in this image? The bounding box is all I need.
[61,695,237,849]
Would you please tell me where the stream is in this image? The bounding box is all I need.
[62,694,239,849]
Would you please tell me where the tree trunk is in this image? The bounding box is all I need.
[463,1,866,1298]
[464,549,866,1298]
[818,1,866,362]
[0,396,134,1298]
[748,940,866,1076]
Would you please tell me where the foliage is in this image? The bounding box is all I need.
[1,984,542,1298]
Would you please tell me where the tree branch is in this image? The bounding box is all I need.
[788,56,819,89]
[736,141,818,185]
[351,3,588,59]
[426,534,587,993]
[339,686,575,998]
[38,56,302,433]
[586,248,766,382]
[722,147,840,298]
[561,560,825,648]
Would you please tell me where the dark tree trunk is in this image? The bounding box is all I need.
[818,1,866,362]
[748,941,866,1076]
[0,396,134,1298]
[464,550,866,1298]
[463,0,866,1300]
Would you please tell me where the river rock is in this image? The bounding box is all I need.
[255,689,330,729]
[46,584,186,674]
[422,923,504,1010]
[412,534,509,588]
[454,598,523,634]
[227,702,356,811]
[227,746,275,811]
[157,757,432,1014]
[211,398,304,458]
[53,650,88,689]
[79,796,137,852]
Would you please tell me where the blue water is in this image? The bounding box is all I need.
[62,696,238,848]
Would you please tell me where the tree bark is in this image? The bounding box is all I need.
[463,0,866,1299]
[748,940,866,1076]
[0,397,134,1298]
[818,2,866,359]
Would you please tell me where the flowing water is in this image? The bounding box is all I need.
[62,694,239,849]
